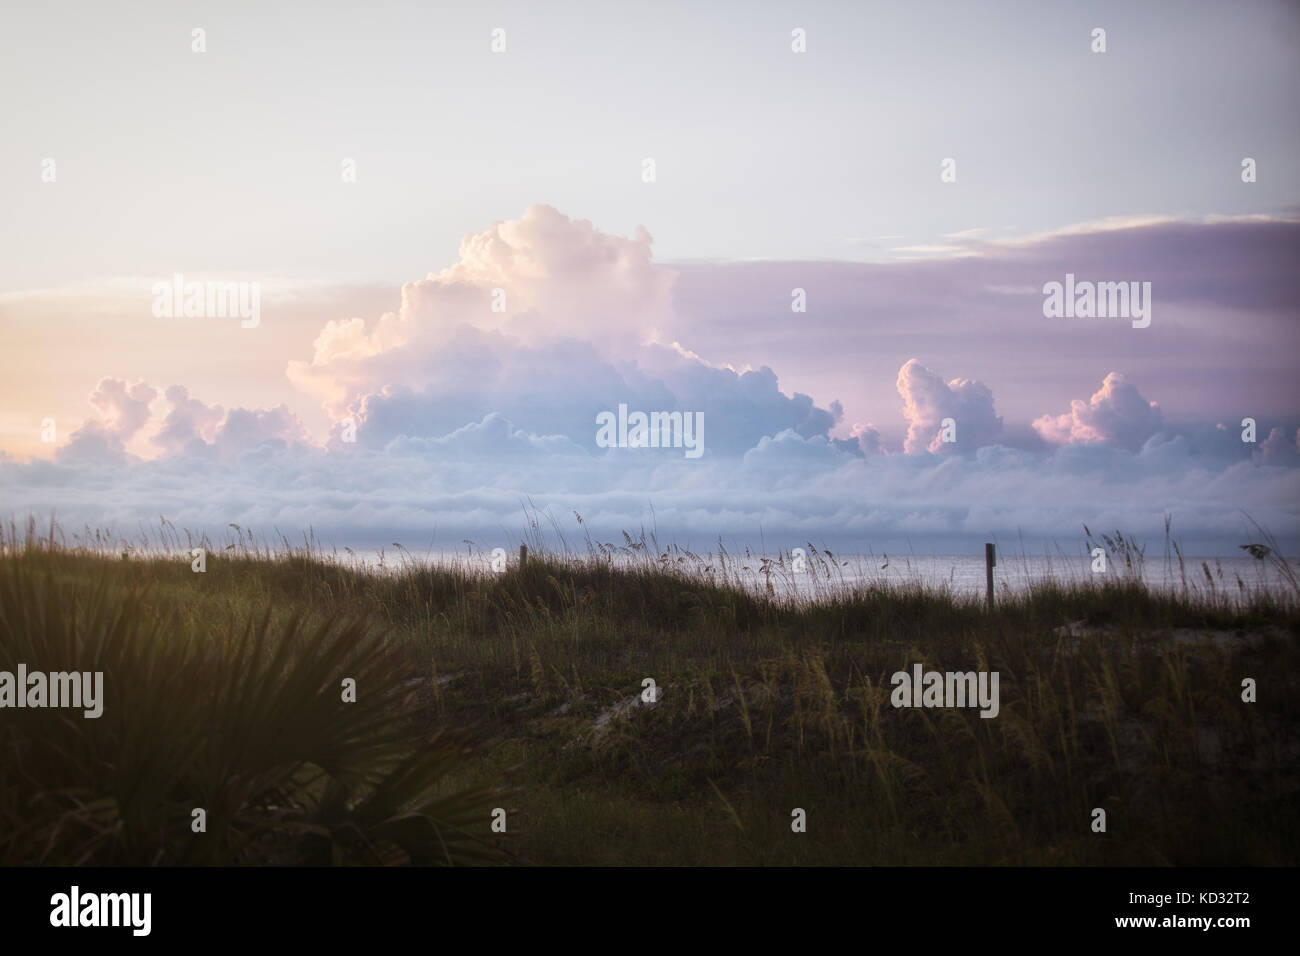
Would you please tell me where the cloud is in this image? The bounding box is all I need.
[384,412,586,459]
[55,424,131,464]
[153,385,226,456]
[665,216,1300,435]
[213,405,310,460]
[8,418,1297,555]
[850,422,886,456]
[56,378,308,465]
[56,378,158,463]
[284,205,847,457]
[742,429,857,476]
[1033,372,1163,451]
[287,204,676,419]
[896,359,1003,453]
[7,208,1299,557]
[1254,426,1300,467]
[87,378,156,438]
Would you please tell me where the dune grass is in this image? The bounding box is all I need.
[1,518,1297,865]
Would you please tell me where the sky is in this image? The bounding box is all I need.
[1,0,1298,556]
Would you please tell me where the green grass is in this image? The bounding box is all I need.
[1,520,1297,865]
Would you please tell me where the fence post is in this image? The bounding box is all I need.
[985,542,996,609]
[519,544,528,568]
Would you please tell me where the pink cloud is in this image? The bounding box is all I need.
[1033,372,1162,451]
[896,359,1002,453]
[56,378,308,464]
[287,204,677,419]
[86,378,156,439]
[153,385,226,455]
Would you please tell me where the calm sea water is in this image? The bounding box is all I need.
[343,549,1298,601]
[767,553,1298,598]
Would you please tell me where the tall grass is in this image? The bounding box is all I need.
[1,516,1296,865]
[0,541,502,865]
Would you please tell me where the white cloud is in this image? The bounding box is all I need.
[384,412,586,459]
[286,204,676,419]
[7,419,1296,554]
[897,359,1003,453]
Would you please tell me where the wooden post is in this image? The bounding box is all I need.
[519,544,528,568]
[985,542,996,609]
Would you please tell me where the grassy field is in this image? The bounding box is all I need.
[2,521,1297,866]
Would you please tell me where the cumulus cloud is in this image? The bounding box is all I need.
[1033,372,1163,451]
[213,405,310,459]
[56,378,308,465]
[55,425,132,464]
[427,203,672,344]
[87,378,156,438]
[742,429,856,476]
[56,378,158,463]
[10,208,1299,557]
[896,359,1003,453]
[384,412,586,459]
[850,422,886,456]
[1254,426,1300,467]
[153,385,226,456]
[8,421,1298,556]
[287,204,676,419]
[286,205,847,457]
